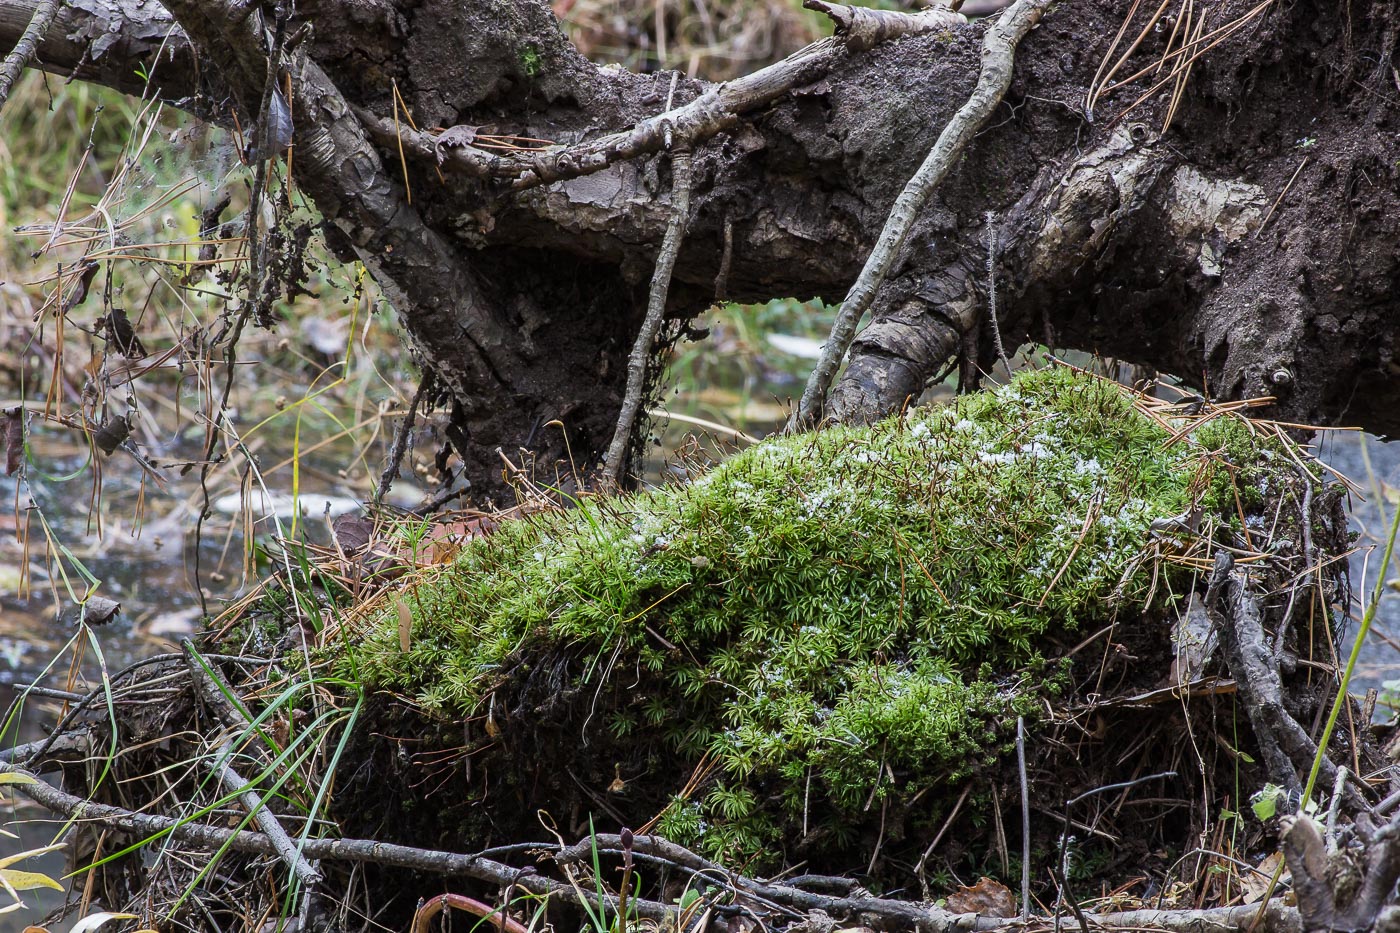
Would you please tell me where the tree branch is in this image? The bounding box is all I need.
[0,755,1307,933]
[0,0,59,107]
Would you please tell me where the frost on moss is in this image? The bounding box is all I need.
[342,366,1270,860]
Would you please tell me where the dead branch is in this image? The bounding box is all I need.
[603,148,693,484]
[1206,550,1351,801]
[794,0,1052,428]
[0,748,1317,933]
[0,757,671,918]
[0,0,57,107]
[1282,812,1400,932]
[183,643,322,887]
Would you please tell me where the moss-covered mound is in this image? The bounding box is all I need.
[338,366,1287,862]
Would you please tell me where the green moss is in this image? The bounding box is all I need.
[336,367,1284,861]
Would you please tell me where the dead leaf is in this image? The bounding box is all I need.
[332,515,374,553]
[62,260,100,314]
[79,597,121,627]
[1169,592,1218,685]
[3,409,22,476]
[435,124,481,164]
[1241,850,1288,904]
[945,877,1017,918]
[397,600,412,653]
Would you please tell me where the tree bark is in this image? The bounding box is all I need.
[3,0,1398,495]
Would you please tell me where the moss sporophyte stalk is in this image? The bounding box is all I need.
[339,365,1293,860]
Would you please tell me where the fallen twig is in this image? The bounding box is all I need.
[183,642,322,887]
[792,0,1053,429]
[0,753,1312,933]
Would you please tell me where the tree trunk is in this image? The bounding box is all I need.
[3,0,1397,496]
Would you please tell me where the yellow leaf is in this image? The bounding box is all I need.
[0,870,62,892]
[0,774,38,786]
[0,844,64,870]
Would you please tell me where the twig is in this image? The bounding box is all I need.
[1018,715,1031,920]
[1326,766,1347,849]
[916,783,972,900]
[603,149,693,485]
[792,0,1052,429]
[0,763,1310,933]
[376,369,435,506]
[984,211,1009,373]
[0,759,671,918]
[1257,157,1309,235]
[182,642,321,887]
[0,0,60,108]
[206,739,322,886]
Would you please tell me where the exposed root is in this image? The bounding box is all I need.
[603,148,694,485]
[793,0,1053,429]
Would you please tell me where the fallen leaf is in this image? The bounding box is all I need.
[3,409,22,477]
[68,913,140,933]
[397,600,412,653]
[1241,850,1288,903]
[945,877,1017,918]
[331,515,374,553]
[79,597,121,627]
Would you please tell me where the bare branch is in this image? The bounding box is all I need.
[0,0,59,107]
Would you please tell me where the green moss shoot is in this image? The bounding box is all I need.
[339,366,1277,860]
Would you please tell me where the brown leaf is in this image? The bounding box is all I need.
[1241,850,1288,904]
[945,877,1017,918]
[79,596,122,626]
[331,514,374,553]
[62,260,100,314]
[435,124,480,165]
[101,307,147,359]
[3,408,22,476]
[397,600,413,653]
